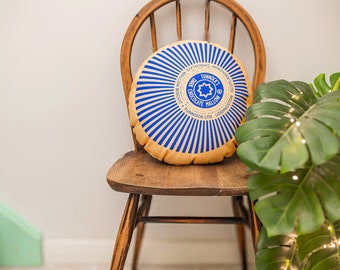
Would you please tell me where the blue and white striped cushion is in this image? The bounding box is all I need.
[129,40,252,165]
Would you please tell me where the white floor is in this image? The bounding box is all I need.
[2,231,256,270]
[2,265,255,270]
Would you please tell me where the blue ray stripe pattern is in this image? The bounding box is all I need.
[132,40,250,156]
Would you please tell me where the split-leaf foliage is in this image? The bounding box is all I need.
[235,73,340,269]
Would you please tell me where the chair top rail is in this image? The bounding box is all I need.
[120,0,266,151]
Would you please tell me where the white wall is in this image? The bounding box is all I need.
[1,0,339,266]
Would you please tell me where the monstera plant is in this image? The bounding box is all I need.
[235,72,340,269]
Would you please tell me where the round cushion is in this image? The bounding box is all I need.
[129,40,252,165]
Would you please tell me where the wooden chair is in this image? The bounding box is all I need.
[106,0,266,269]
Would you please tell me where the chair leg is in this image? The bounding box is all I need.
[232,196,248,270]
[110,193,140,270]
[132,195,152,270]
[248,195,261,252]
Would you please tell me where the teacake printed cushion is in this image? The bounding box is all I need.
[129,40,252,165]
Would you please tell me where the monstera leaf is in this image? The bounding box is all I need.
[310,72,340,98]
[256,227,300,270]
[236,78,340,174]
[256,221,340,270]
[297,220,340,270]
[248,153,340,236]
[236,73,340,269]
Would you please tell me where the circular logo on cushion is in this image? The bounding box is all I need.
[186,72,224,108]
[174,62,236,122]
[129,40,251,164]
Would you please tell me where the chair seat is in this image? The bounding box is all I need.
[107,151,248,196]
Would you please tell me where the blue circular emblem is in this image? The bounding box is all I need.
[186,72,224,108]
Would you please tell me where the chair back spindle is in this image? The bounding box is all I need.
[176,0,182,40]
[150,13,158,52]
[229,13,237,53]
[204,0,211,41]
